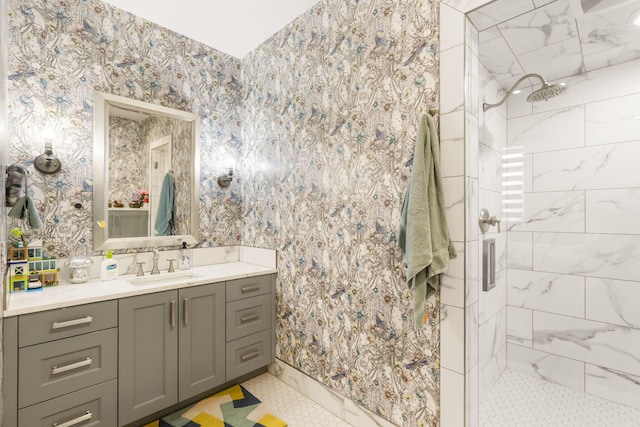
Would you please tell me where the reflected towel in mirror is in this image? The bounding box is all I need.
[154,172,175,236]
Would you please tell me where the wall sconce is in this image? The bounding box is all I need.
[217,168,234,188]
[34,141,62,174]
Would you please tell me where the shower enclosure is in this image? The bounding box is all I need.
[440,0,640,425]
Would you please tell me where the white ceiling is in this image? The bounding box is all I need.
[469,0,640,90]
[102,0,320,59]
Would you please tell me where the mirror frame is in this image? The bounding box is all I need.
[93,91,200,250]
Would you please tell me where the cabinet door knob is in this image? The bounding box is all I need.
[241,285,260,294]
[183,298,189,325]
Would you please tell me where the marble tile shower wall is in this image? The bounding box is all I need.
[438,6,468,426]
[439,2,494,425]
[241,1,444,425]
[477,46,507,405]
[6,0,244,256]
[505,58,640,410]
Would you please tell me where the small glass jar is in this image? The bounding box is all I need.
[66,257,93,283]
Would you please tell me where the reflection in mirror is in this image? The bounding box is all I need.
[93,92,200,250]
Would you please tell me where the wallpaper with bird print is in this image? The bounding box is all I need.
[6,0,243,256]
[6,0,443,425]
[241,1,442,425]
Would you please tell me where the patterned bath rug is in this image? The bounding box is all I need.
[143,384,287,427]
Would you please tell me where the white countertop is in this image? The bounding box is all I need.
[4,262,277,317]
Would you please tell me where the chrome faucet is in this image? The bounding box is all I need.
[151,248,160,275]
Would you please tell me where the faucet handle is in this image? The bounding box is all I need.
[136,261,145,277]
[167,259,176,273]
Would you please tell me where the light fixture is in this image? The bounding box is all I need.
[217,168,234,188]
[34,140,62,174]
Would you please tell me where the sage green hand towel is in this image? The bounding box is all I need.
[398,113,456,326]
[8,195,43,229]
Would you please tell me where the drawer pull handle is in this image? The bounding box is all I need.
[53,411,92,427]
[240,350,261,362]
[241,285,260,294]
[240,313,260,323]
[51,316,93,330]
[52,357,92,375]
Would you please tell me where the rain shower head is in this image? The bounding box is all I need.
[526,82,567,102]
[482,73,567,112]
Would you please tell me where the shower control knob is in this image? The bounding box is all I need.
[479,208,501,234]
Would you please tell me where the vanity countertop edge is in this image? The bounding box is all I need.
[4,261,277,317]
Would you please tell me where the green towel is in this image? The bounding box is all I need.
[398,113,456,326]
[155,172,175,236]
[8,195,43,229]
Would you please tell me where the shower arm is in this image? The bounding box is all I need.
[482,73,548,112]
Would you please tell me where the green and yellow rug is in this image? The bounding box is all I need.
[144,384,287,427]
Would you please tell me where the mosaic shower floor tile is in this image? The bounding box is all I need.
[480,369,640,427]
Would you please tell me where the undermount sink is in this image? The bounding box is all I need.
[127,270,202,286]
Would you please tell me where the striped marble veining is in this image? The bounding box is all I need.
[533,232,640,282]
[533,312,640,377]
[507,268,585,317]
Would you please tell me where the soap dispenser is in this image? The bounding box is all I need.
[178,242,191,270]
[101,250,119,281]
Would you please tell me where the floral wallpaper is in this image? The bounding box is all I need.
[108,116,148,205]
[6,0,243,256]
[241,0,441,425]
[6,0,444,425]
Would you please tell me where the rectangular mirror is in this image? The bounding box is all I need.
[93,91,200,250]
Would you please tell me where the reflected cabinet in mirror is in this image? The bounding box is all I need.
[93,91,200,250]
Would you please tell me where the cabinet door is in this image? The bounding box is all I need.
[119,291,178,426]
[178,282,226,400]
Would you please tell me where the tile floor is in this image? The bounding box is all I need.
[480,369,640,427]
[242,373,353,427]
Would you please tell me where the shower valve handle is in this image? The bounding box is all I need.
[479,209,501,234]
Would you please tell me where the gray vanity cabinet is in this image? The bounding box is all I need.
[118,290,178,426]
[3,273,274,427]
[3,300,119,427]
[118,281,226,426]
[178,282,226,399]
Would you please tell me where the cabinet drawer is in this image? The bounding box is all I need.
[226,294,271,341]
[19,300,117,347]
[19,329,117,408]
[226,275,271,302]
[18,379,117,427]
[226,329,272,379]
